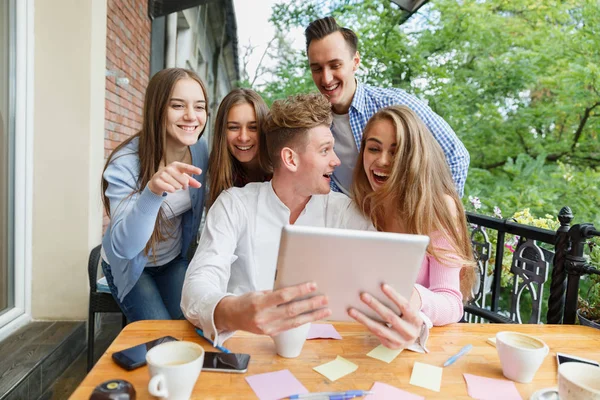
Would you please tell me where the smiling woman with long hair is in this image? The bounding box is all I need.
[349,105,476,349]
[207,88,272,208]
[100,68,209,322]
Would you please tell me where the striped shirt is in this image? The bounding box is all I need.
[330,82,470,197]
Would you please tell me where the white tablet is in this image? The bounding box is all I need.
[273,224,430,321]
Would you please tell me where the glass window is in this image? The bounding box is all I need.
[0,0,15,318]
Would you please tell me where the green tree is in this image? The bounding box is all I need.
[262,0,600,168]
[253,0,600,223]
[258,31,317,106]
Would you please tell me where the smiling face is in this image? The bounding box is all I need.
[295,125,341,195]
[226,102,259,165]
[362,118,397,192]
[165,78,207,148]
[307,31,360,114]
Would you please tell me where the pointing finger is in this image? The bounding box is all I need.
[172,162,202,175]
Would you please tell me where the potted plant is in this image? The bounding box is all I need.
[577,243,600,329]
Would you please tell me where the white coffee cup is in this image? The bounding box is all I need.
[558,362,600,400]
[496,331,549,383]
[146,341,205,400]
[272,323,311,358]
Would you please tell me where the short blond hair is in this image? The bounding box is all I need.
[264,93,332,168]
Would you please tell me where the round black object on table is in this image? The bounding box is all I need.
[89,379,136,400]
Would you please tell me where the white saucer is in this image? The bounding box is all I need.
[529,387,559,400]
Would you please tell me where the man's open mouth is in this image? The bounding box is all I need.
[322,83,340,97]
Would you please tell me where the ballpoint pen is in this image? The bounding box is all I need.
[195,328,231,353]
[289,390,374,399]
[443,344,473,367]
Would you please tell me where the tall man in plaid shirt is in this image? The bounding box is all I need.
[305,17,470,197]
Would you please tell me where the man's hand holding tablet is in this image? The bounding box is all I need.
[214,282,332,336]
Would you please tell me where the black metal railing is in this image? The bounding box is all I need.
[464,206,600,325]
[561,221,600,324]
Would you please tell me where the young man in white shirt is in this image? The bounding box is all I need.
[181,93,424,349]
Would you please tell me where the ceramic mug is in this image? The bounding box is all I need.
[496,331,549,383]
[558,362,600,400]
[146,341,204,400]
[271,323,311,358]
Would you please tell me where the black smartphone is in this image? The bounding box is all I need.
[556,352,600,368]
[202,351,251,373]
[112,335,178,371]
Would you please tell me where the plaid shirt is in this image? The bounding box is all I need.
[330,82,469,197]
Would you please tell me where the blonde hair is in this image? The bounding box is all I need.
[264,93,332,168]
[207,88,271,208]
[351,105,476,301]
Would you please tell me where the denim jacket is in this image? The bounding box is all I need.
[101,136,208,301]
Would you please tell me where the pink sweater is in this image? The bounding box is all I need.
[414,234,464,326]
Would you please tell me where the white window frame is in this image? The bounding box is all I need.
[0,0,33,340]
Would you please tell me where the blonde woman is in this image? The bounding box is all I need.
[207,88,271,208]
[349,105,475,349]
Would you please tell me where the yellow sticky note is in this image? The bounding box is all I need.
[367,344,403,363]
[313,356,358,382]
[409,362,443,392]
[487,337,497,347]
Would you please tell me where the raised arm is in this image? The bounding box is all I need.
[103,158,165,260]
[104,158,202,260]
[414,107,469,197]
[387,91,470,197]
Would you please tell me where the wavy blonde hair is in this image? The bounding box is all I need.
[351,105,476,301]
[207,88,271,208]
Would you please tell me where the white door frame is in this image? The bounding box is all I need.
[0,0,33,340]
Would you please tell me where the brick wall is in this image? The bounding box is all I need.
[104,0,151,228]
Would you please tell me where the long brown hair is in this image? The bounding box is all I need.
[101,68,209,258]
[351,105,476,301]
[207,88,271,208]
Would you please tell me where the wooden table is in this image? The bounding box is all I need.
[71,321,600,399]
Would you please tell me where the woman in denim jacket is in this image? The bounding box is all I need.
[101,68,209,321]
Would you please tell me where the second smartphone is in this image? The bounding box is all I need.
[112,335,178,370]
[203,351,251,373]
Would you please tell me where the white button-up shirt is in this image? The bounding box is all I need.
[181,181,372,344]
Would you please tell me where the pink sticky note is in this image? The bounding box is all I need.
[463,374,523,400]
[245,369,308,400]
[306,323,342,339]
[365,382,425,400]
